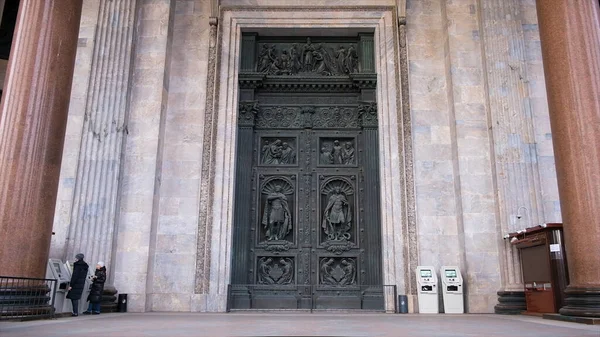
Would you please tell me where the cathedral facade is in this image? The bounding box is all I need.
[3,0,598,316]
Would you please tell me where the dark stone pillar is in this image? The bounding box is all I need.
[0,0,83,278]
[536,0,600,318]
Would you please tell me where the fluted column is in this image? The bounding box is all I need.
[536,0,600,318]
[0,0,83,278]
[65,0,137,272]
[480,0,546,311]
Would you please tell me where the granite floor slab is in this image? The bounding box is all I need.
[1,313,599,337]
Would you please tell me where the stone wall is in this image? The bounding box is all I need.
[52,0,559,313]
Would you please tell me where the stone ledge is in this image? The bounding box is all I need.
[543,313,600,325]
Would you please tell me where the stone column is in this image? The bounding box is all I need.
[65,0,137,276]
[0,0,83,278]
[480,0,545,313]
[536,0,600,318]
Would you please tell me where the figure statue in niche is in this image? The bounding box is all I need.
[279,258,294,284]
[345,45,359,73]
[341,141,355,165]
[331,140,343,164]
[320,258,336,285]
[280,142,296,164]
[340,259,356,285]
[335,45,347,73]
[258,257,275,284]
[301,38,316,72]
[258,44,276,73]
[262,139,283,164]
[320,146,333,165]
[262,184,292,241]
[322,185,352,241]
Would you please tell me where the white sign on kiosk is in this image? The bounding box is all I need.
[416,266,438,313]
[441,266,464,313]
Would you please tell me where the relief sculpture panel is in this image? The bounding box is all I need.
[319,257,357,286]
[257,38,358,76]
[319,138,356,166]
[257,257,295,285]
[260,137,297,165]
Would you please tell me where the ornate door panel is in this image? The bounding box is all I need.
[230,34,382,310]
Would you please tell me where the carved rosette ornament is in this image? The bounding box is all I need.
[238,101,259,126]
[358,102,378,128]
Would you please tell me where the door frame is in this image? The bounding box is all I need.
[194,6,415,313]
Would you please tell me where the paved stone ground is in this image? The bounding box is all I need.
[1,313,599,337]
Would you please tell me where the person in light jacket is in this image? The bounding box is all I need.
[83,261,106,315]
[66,253,88,316]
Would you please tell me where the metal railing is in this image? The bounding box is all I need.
[227,284,397,313]
[0,276,57,320]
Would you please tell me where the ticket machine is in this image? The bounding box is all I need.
[441,266,464,313]
[416,266,438,313]
[46,259,72,313]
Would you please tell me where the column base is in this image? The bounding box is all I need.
[100,285,118,313]
[558,287,600,318]
[494,290,526,314]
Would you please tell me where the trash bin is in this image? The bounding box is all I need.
[117,294,128,313]
[398,295,409,313]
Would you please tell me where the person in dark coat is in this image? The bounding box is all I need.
[66,253,89,316]
[83,261,106,315]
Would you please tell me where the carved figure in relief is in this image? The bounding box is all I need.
[258,257,275,284]
[345,45,359,73]
[331,140,343,164]
[289,44,301,73]
[322,186,352,241]
[340,259,356,285]
[261,140,270,163]
[262,184,292,241]
[312,44,334,76]
[279,258,294,284]
[320,258,336,285]
[335,45,347,73]
[276,50,293,75]
[258,44,276,73]
[262,139,283,164]
[341,141,355,165]
[320,146,333,165]
[280,142,296,164]
[301,38,316,72]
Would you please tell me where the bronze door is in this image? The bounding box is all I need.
[230,34,382,310]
